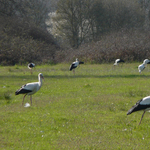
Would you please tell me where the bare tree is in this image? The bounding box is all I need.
[19,0,52,29]
[52,0,104,48]
[140,0,150,29]
[52,0,145,48]
[85,0,105,40]
[0,0,53,29]
[0,0,18,16]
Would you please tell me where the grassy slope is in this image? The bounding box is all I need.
[0,63,150,149]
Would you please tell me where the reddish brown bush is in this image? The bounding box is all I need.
[1,16,150,65]
[56,29,150,64]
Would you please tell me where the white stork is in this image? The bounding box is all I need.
[127,96,150,125]
[15,73,44,106]
[28,63,35,74]
[69,58,84,74]
[114,59,125,66]
[138,59,150,73]
[138,63,146,73]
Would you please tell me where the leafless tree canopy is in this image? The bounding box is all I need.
[52,0,144,48]
[0,0,54,28]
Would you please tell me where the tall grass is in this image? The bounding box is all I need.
[0,63,150,149]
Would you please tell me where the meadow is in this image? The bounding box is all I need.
[1,63,150,149]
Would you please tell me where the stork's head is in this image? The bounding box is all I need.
[143,59,150,64]
[39,73,44,81]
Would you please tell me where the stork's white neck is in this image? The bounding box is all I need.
[38,75,43,87]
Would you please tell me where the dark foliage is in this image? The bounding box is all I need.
[0,16,59,65]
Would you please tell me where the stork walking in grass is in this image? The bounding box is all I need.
[138,59,150,73]
[138,63,146,73]
[15,73,44,106]
[69,58,84,74]
[28,63,35,74]
[127,96,150,125]
[113,59,125,67]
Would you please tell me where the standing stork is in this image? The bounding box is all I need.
[113,59,125,67]
[138,59,150,73]
[69,58,84,74]
[28,63,35,74]
[138,63,146,73]
[15,73,44,106]
[127,96,150,125]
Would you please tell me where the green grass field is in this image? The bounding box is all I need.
[1,63,150,149]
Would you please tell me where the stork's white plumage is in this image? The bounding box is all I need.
[15,73,44,105]
[127,96,150,125]
[69,58,84,74]
[138,63,146,73]
[138,59,150,73]
[143,59,150,64]
[143,59,150,69]
[114,59,125,66]
[28,63,35,74]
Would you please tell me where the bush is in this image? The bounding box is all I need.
[56,29,150,63]
[0,16,59,65]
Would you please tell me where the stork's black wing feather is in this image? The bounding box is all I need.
[118,59,125,63]
[79,61,84,64]
[127,99,150,115]
[69,64,77,71]
[15,84,32,95]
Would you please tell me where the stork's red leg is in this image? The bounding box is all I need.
[73,69,75,75]
[22,94,27,105]
[30,95,32,105]
[31,69,32,74]
[139,111,146,125]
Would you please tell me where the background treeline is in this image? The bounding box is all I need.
[0,0,150,65]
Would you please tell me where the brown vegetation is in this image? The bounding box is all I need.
[56,29,150,64]
[0,16,59,65]
[1,15,150,65]
[0,0,150,65]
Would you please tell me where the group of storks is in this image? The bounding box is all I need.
[15,59,150,125]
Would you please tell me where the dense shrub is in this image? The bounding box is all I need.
[1,16,150,65]
[0,16,59,65]
[55,29,150,64]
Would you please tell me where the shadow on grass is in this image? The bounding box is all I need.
[45,74,150,79]
[1,74,150,79]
